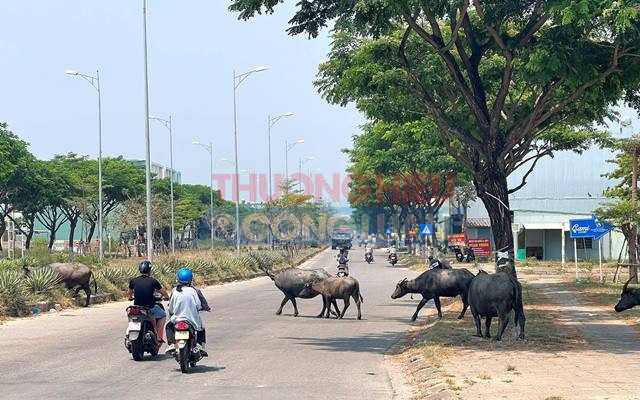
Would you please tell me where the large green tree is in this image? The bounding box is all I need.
[230,0,640,269]
[347,119,468,237]
[0,124,36,254]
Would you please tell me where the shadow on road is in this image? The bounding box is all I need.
[280,331,402,354]
[187,365,226,374]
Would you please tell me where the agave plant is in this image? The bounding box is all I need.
[23,267,63,296]
[0,270,30,316]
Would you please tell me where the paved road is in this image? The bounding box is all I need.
[0,248,424,400]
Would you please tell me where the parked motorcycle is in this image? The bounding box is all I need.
[173,320,203,373]
[365,252,373,264]
[389,253,398,266]
[454,246,475,263]
[124,296,164,361]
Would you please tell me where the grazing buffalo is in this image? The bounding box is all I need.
[468,270,525,340]
[24,263,97,307]
[263,267,339,317]
[391,268,475,321]
[614,278,640,312]
[307,276,363,320]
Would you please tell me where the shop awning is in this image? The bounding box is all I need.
[521,223,567,231]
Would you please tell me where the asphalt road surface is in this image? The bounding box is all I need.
[0,248,426,400]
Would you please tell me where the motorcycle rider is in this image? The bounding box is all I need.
[127,261,170,350]
[387,245,397,261]
[364,244,374,261]
[165,268,208,357]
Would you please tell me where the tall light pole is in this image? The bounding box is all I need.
[268,112,294,199]
[193,141,214,252]
[65,68,104,262]
[298,156,316,192]
[233,66,268,257]
[142,0,153,261]
[149,115,175,255]
[285,139,304,182]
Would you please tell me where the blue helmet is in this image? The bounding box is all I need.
[177,268,193,284]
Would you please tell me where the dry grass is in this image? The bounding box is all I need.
[570,279,640,321]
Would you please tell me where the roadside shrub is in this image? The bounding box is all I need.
[0,270,30,317]
[23,267,62,298]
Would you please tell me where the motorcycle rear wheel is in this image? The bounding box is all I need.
[179,346,190,373]
[131,338,144,361]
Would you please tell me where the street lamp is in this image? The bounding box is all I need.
[233,66,268,257]
[142,0,153,261]
[149,115,175,255]
[193,141,214,252]
[298,156,316,192]
[268,112,294,199]
[285,139,304,180]
[65,68,104,262]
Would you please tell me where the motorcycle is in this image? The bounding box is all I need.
[389,253,398,266]
[454,246,475,263]
[365,252,373,264]
[337,254,350,277]
[124,296,164,361]
[173,320,203,373]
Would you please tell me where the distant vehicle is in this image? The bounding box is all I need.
[331,228,352,250]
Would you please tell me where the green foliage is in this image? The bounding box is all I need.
[23,267,62,298]
[0,270,30,317]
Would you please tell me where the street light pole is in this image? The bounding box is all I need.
[65,68,104,262]
[298,156,315,192]
[149,115,175,255]
[233,66,268,258]
[268,112,294,199]
[142,0,153,262]
[285,139,304,185]
[193,141,214,252]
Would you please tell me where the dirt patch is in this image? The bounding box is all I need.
[390,279,640,399]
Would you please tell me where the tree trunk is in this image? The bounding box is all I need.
[48,231,56,250]
[474,167,517,278]
[86,222,96,245]
[630,145,638,283]
[25,229,35,250]
[68,217,78,256]
[0,220,5,253]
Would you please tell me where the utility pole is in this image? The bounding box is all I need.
[631,142,638,283]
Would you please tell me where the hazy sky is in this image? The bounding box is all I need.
[0,1,362,203]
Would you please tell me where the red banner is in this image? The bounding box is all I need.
[447,233,466,246]
[468,238,492,257]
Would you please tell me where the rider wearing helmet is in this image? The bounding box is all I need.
[127,261,170,349]
[165,268,208,356]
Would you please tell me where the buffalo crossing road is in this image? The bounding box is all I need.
[0,248,425,400]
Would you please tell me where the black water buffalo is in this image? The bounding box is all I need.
[307,276,363,320]
[263,267,339,317]
[468,270,525,340]
[614,277,640,312]
[24,263,97,307]
[391,268,475,321]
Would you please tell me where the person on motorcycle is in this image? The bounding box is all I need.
[387,246,397,261]
[364,245,374,259]
[165,268,208,357]
[127,261,170,349]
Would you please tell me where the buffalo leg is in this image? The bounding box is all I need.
[317,297,327,318]
[291,297,299,317]
[471,308,482,337]
[458,293,469,319]
[353,293,362,320]
[83,285,91,307]
[276,296,289,315]
[331,298,340,318]
[325,296,332,318]
[484,316,492,338]
[433,296,443,318]
[339,297,350,319]
[495,313,510,341]
[411,298,429,322]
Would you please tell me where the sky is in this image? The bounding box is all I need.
[0,1,362,205]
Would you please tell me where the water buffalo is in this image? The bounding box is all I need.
[468,270,525,340]
[391,268,475,321]
[23,263,97,307]
[614,277,640,312]
[307,276,363,320]
[263,267,339,317]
